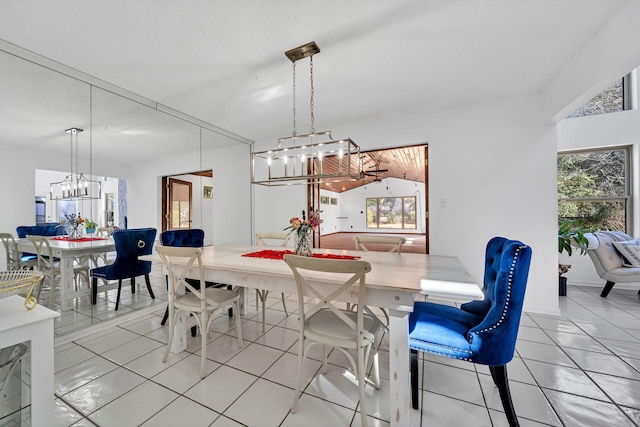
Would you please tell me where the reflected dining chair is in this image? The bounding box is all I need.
[255,232,290,331]
[353,235,407,327]
[157,245,243,378]
[26,235,90,305]
[284,254,381,427]
[89,228,157,310]
[408,237,532,427]
[0,233,37,270]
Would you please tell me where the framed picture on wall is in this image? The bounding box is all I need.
[203,186,213,199]
[320,196,329,204]
[330,197,338,205]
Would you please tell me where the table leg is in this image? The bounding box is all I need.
[59,257,74,311]
[29,319,55,427]
[389,309,410,427]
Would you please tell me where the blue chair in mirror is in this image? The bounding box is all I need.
[159,229,232,334]
[409,237,532,427]
[16,224,65,260]
[90,228,157,310]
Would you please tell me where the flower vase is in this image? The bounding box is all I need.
[294,229,313,257]
[68,225,82,240]
[85,228,96,235]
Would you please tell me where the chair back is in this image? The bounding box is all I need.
[109,228,157,278]
[283,254,375,344]
[161,229,205,247]
[256,232,290,247]
[16,224,64,238]
[96,227,117,238]
[354,235,406,253]
[466,238,532,366]
[26,235,57,272]
[0,233,21,270]
[156,245,207,307]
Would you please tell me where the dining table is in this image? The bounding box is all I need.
[16,236,115,311]
[142,243,483,427]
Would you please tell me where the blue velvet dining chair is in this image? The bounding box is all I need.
[409,237,532,427]
[90,228,157,310]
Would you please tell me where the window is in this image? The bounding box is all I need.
[366,197,416,229]
[558,147,630,232]
[566,73,636,119]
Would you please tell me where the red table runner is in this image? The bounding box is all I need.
[52,236,107,242]
[242,249,360,260]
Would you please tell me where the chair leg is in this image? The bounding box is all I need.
[161,306,169,325]
[281,293,288,316]
[144,274,155,299]
[200,311,208,378]
[410,349,419,410]
[357,344,368,427]
[489,365,519,427]
[256,289,268,332]
[234,300,243,347]
[291,334,305,413]
[91,277,98,304]
[601,281,615,298]
[131,276,136,294]
[116,279,122,311]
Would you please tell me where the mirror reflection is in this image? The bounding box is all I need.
[0,45,225,338]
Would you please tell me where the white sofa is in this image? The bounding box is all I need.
[585,231,640,298]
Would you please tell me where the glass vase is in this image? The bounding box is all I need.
[294,229,313,257]
[68,224,82,240]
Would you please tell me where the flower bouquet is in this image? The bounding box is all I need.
[285,209,322,256]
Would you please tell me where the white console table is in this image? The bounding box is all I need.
[0,296,59,426]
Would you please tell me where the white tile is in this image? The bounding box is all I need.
[184,365,256,413]
[124,345,190,379]
[152,354,221,394]
[588,372,640,409]
[54,397,83,427]
[262,351,322,390]
[421,362,485,406]
[253,325,299,351]
[101,335,163,365]
[54,345,96,373]
[280,393,355,427]
[141,396,220,427]
[523,359,608,401]
[55,356,119,395]
[88,380,178,426]
[197,334,244,364]
[61,367,146,414]
[544,389,635,426]
[224,378,293,426]
[564,347,640,380]
[226,342,283,376]
[76,328,140,354]
[420,391,492,426]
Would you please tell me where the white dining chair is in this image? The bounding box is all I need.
[0,233,37,270]
[255,232,290,331]
[353,235,406,253]
[283,254,381,427]
[157,245,243,378]
[353,235,407,327]
[26,235,90,305]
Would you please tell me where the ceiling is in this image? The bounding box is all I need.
[0,1,630,167]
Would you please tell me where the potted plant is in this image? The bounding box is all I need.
[558,219,590,296]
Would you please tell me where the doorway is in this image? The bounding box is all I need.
[314,144,428,253]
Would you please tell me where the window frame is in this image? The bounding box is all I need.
[558,145,632,233]
[366,196,417,230]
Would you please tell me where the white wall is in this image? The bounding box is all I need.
[254,94,560,316]
[326,177,426,234]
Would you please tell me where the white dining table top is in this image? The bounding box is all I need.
[144,244,483,301]
[16,236,115,253]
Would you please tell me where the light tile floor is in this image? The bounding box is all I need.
[45,283,640,426]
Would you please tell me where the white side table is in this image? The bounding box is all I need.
[0,296,59,426]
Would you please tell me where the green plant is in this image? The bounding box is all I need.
[558,219,589,256]
[83,218,98,229]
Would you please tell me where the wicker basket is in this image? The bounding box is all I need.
[0,270,43,310]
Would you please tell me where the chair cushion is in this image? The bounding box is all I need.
[612,239,640,267]
[409,302,483,359]
[306,308,380,346]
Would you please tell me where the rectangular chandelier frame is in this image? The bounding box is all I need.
[251,131,361,186]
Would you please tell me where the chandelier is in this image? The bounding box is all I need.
[49,128,101,200]
[251,41,361,186]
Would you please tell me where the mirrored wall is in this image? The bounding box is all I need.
[0,41,249,337]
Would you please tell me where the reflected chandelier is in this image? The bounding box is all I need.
[50,128,101,200]
[251,41,360,186]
